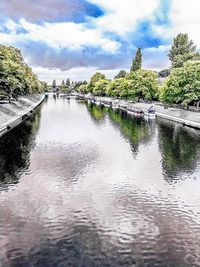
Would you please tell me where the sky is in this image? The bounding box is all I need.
[0,0,200,84]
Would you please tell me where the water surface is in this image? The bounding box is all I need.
[0,95,200,267]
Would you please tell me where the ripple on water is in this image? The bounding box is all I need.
[0,97,200,266]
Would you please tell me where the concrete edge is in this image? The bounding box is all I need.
[156,112,200,130]
[0,94,45,138]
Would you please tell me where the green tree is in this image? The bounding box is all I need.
[52,79,56,89]
[114,70,127,79]
[131,48,142,72]
[60,80,67,92]
[66,78,70,87]
[160,61,200,109]
[158,69,171,78]
[127,69,158,101]
[107,78,134,99]
[0,45,43,99]
[93,79,110,96]
[87,72,106,93]
[168,33,198,68]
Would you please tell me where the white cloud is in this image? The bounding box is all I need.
[88,0,160,35]
[33,66,121,84]
[153,0,200,48]
[0,19,120,53]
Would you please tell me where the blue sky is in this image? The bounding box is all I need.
[0,0,199,83]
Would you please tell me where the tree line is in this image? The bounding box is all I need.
[51,78,87,93]
[0,45,46,100]
[75,33,200,109]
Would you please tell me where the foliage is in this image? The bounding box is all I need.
[107,78,123,97]
[114,70,127,79]
[77,84,88,94]
[41,81,49,92]
[52,79,56,88]
[87,72,107,93]
[158,69,171,78]
[66,78,70,87]
[131,48,142,72]
[160,61,200,107]
[0,45,44,99]
[60,80,67,92]
[168,33,198,68]
[106,78,134,99]
[93,79,110,96]
[127,69,158,101]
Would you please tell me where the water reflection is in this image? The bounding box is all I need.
[85,102,106,125]
[158,118,200,181]
[0,110,41,189]
[0,96,200,267]
[86,103,154,154]
[107,109,154,154]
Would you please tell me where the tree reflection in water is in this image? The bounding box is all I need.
[85,102,106,125]
[86,102,154,154]
[0,110,41,188]
[157,118,200,181]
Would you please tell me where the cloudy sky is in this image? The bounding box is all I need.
[0,0,199,83]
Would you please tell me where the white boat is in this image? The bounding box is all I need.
[144,107,156,119]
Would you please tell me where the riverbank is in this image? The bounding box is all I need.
[0,94,44,138]
[76,94,200,130]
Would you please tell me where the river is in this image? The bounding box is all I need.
[0,95,200,267]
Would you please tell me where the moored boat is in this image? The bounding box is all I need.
[144,106,156,118]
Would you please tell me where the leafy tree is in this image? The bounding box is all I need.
[0,45,44,99]
[158,69,171,78]
[127,69,158,101]
[87,72,106,93]
[107,78,123,97]
[77,84,88,94]
[160,61,200,108]
[131,48,142,72]
[106,78,134,99]
[60,80,67,92]
[93,79,110,96]
[90,72,106,85]
[168,33,198,68]
[114,70,127,79]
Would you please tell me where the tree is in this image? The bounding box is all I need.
[158,69,171,78]
[160,61,200,109]
[93,79,110,96]
[168,33,198,68]
[60,80,66,92]
[87,72,106,93]
[52,79,56,88]
[131,48,142,72]
[0,45,44,99]
[127,69,158,101]
[114,70,127,79]
[107,78,124,97]
[66,78,70,87]
[107,78,133,99]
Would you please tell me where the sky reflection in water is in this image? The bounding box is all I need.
[0,96,200,267]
